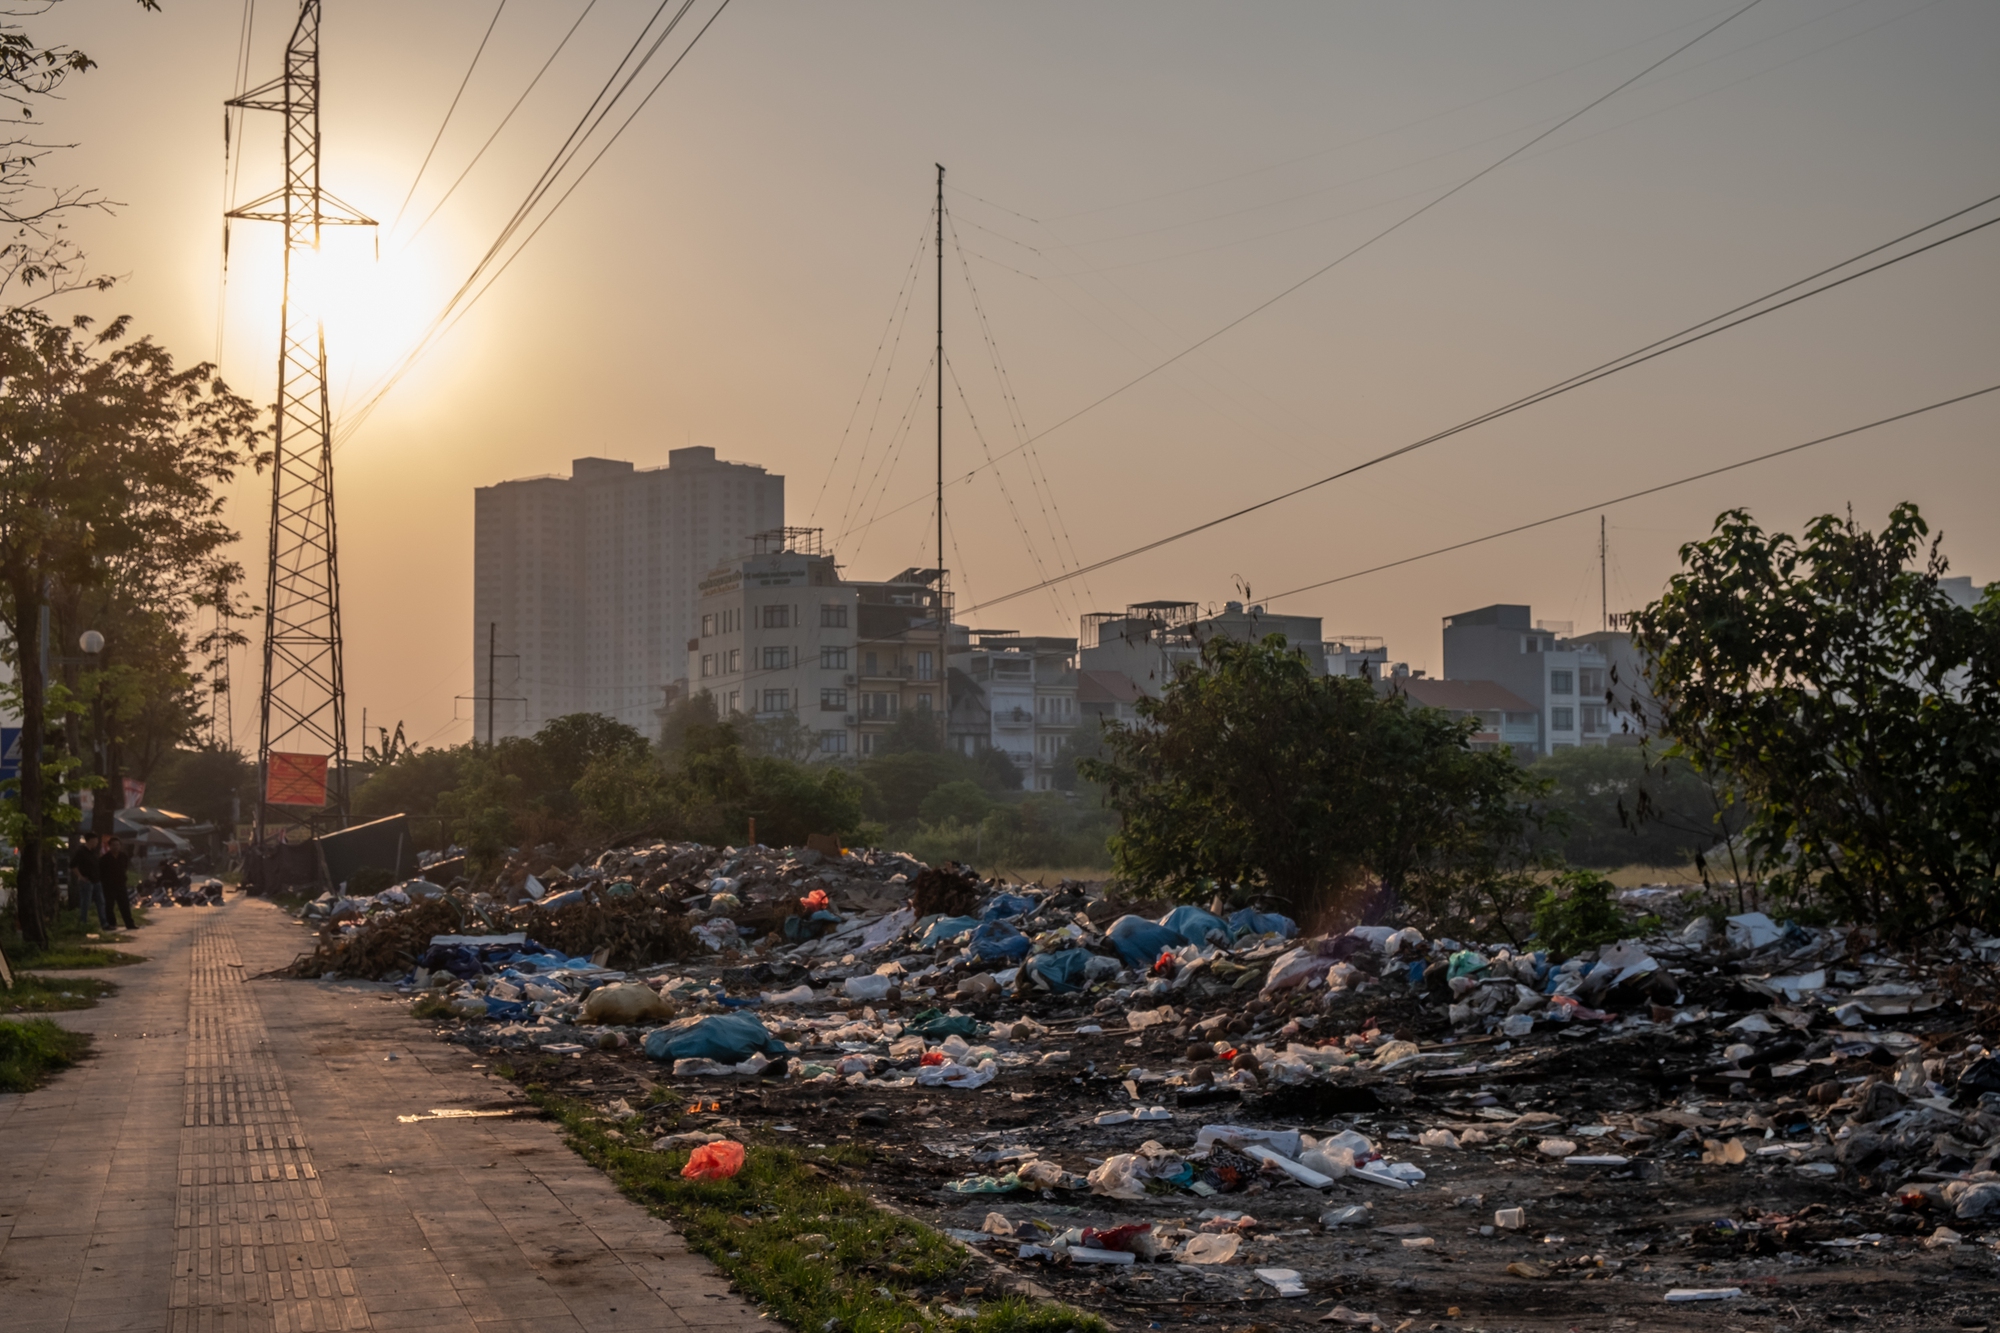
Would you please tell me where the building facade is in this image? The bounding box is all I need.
[473,448,784,739]
[1077,600,1387,699]
[1382,676,1541,753]
[947,632,1078,789]
[1439,604,1615,755]
[688,534,949,758]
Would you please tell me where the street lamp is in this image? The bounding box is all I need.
[80,630,105,655]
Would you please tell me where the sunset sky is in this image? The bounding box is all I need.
[38,0,2000,750]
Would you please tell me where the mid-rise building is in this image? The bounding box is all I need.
[688,532,949,758]
[947,631,1078,789]
[1439,604,1618,754]
[473,448,783,739]
[1381,676,1541,753]
[1077,600,1387,698]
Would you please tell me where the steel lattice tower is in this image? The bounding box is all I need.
[226,0,373,849]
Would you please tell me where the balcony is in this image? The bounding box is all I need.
[994,706,1033,729]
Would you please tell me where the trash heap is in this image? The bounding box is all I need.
[298,843,2000,1320]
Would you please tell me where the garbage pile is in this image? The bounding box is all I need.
[298,840,2000,1320]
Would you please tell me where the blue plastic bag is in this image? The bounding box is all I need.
[1107,914,1182,966]
[920,915,981,948]
[1026,948,1095,995]
[1159,905,1232,948]
[642,1013,787,1063]
[969,920,1031,962]
[1226,907,1297,939]
[980,892,1037,921]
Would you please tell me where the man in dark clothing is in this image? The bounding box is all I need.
[101,836,136,930]
[72,835,107,928]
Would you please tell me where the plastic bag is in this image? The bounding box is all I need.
[969,920,1032,962]
[1227,907,1297,939]
[681,1139,745,1180]
[1107,915,1183,966]
[1159,905,1231,948]
[980,892,1036,921]
[643,1013,785,1064]
[1026,948,1094,994]
[582,982,673,1026]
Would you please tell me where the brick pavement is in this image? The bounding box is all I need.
[0,896,767,1333]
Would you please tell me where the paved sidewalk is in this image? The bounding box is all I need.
[1,896,766,1333]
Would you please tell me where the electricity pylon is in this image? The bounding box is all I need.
[225,0,374,858]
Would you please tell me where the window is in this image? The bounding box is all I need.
[701,613,717,636]
[760,689,792,714]
[820,604,848,629]
[1551,706,1575,732]
[819,730,847,754]
[725,648,741,673]
[864,651,879,674]
[914,693,932,712]
[820,688,847,711]
[1579,667,1606,696]
[862,692,899,719]
[1581,704,1607,734]
[761,604,790,629]
[859,732,875,756]
[762,646,790,669]
[1549,670,1574,695]
[726,690,741,714]
[700,653,717,679]
[821,646,849,670]
[917,650,934,681]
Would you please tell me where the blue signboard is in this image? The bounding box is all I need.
[0,725,19,781]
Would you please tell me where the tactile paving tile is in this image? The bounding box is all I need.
[172,922,370,1333]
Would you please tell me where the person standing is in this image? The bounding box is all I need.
[72,834,107,928]
[101,835,136,930]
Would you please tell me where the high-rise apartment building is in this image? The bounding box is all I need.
[473,448,784,739]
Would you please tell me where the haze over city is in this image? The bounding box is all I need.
[38,0,2000,749]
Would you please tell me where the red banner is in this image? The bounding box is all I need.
[265,752,329,807]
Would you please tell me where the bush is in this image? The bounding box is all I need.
[1530,870,1629,956]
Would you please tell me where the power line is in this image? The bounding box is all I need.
[389,0,510,236]
[947,187,2000,614]
[850,0,1776,541]
[811,209,933,526]
[403,0,603,250]
[1257,381,2000,605]
[936,0,1768,480]
[332,0,732,449]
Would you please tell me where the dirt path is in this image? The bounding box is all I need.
[0,895,764,1333]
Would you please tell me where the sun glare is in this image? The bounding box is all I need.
[222,221,451,417]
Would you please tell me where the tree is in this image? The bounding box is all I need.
[1081,635,1550,924]
[0,0,160,307]
[0,311,261,940]
[1632,503,2000,940]
[875,704,943,755]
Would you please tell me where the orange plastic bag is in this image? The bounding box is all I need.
[682,1139,746,1180]
[799,888,831,913]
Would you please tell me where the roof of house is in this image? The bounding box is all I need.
[1392,678,1535,714]
[1077,669,1144,706]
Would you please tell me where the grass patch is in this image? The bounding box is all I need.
[0,908,148,970]
[4,973,118,1013]
[0,1017,93,1092]
[513,1078,1102,1333]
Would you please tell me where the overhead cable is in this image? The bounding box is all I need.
[954,191,2000,614]
[1258,381,2000,605]
[389,0,510,235]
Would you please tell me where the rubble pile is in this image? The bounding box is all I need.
[294,841,2000,1324]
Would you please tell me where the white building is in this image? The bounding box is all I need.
[472,448,783,739]
[1439,604,1622,754]
[690,534,950,759]
[947,632,1078,789]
